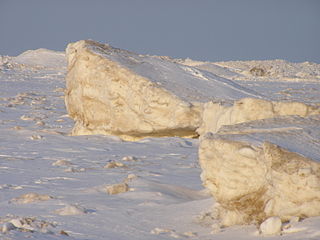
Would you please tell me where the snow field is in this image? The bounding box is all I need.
[0,47,320,239]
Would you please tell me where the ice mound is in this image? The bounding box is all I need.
[13,48,66,69]
[199,134,320,227]
[198,98,320,135]
[65,40,260,140]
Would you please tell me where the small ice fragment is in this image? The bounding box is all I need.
[104,161,125,168]
[105,183,129,195]
[260,217,282,235]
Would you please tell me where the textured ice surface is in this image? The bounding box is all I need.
[199,132,320,226]
[65,40,261,140]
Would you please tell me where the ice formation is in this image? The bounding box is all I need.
[197,97,320,227]
[199,134,320,227]
[198,98,320,135]
[65,40,259,140]
[63,39,320,231]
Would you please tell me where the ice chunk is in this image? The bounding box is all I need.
[105,183,129,195]
[199,136,320,226]
[260,217,282,235]
[104,161,126,169]
[65,40,259,140]
[198,98,319,135]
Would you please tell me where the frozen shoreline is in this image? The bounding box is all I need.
[0,47,320,239]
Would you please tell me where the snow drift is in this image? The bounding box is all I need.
[65,40,260,140]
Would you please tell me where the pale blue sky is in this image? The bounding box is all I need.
[0,0,319,63]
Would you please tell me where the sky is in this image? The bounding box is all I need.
[0,0,319,63]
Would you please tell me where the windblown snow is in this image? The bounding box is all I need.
[1,40,320,240]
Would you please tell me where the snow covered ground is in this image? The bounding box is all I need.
[0,48,320,240]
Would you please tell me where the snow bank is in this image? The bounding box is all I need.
[199,135,320,227]
[65,40,259,140]
[198,98,320,135]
